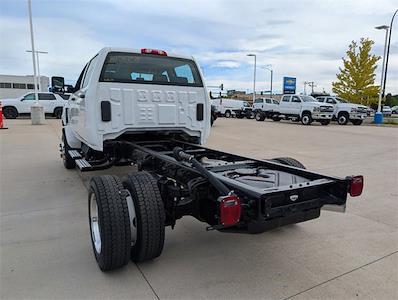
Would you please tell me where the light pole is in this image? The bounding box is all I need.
[27,0,45,124]
[264,64,273,97]
[26,50,48,91]
[374,25,390,125]
[27,0,38,103]
[247,54,256,104]
[382,9,398,98]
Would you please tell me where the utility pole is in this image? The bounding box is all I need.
[247,54,257,104]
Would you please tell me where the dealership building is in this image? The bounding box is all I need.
[0,74,49,99]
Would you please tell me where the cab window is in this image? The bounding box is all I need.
[39,93,56,100]
[254,99,263,104]
[273,100,279,104]
[282,96,290,102]
[318,97,325,102]
[326,98,336,104]
[265,99,271,104]
[292,96,301,103]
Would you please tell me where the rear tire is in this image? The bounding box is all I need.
[272,115,281,122]
[62,130,76,169]
[255,112,265,121]
[122,172,165,262]
[319,120,330,125]
[3,107,18,119]
[225,110,232,118]
[271,157,306,169]
[351,119,363,125]
[88,175,131,271]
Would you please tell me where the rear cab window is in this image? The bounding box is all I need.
[282,96,291,102]
[99,52,203,87]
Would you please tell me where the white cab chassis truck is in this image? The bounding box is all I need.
[269,94,334,125]
[253,98,279,121]
[316,96,367,125]
[60,48,363,271]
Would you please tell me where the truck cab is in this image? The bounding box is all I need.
[62,48,210,152]
[253,98,279,121]
[274,94,333,125]
[316,96,367,125]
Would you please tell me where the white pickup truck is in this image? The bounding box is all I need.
[316,96,367,125]
[1,92,66,119]
[253,98,279,121]
[270,94,334,125]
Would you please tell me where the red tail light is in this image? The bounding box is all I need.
[141,48,167,56]
[219,195,241,226]
[349,175,364,197]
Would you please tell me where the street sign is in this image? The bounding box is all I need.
[283,77,296,94]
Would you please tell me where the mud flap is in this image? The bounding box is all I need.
[322,203,346,213]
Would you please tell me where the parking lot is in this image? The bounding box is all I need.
[1,118,397,299]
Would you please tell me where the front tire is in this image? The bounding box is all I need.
[301,113,313,125]
[89,175,131,271]
[3,107,18,119]
[53,107,63,119]
[122,172,165,262]
[224,110,232,118]
[337,113,349,125]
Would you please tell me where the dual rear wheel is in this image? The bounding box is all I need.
[88,172,165,271]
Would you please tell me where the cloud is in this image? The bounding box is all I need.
[1,0,397,94]
[0,16,103,83]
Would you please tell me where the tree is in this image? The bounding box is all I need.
[332,38,380,106]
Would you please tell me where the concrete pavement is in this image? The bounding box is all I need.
[1,118,397,299]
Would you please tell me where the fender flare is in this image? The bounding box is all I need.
[63,125,81,149]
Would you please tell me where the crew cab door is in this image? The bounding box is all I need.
[19,93,36,113]
[290,95,302,115]
[326,97,338,114]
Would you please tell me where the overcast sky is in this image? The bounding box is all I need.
[1,0,397,94]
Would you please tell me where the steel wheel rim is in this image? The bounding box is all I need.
[302,116,309,124]
[339,116,346,124]
[90,193,101,253]
[256,113,260,121]
[125,190,138,246]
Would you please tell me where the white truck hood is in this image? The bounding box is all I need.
[337,103,367,109]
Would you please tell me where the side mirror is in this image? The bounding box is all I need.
[51,76,65,92]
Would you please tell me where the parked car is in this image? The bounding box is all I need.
[390,106,398,114]
[382,106,392,116]
[253,98,279,121]
[269,94,334,125]
[59,47,363,271]
[1,92,66,119]
[316,96,367,125]
[212,98,250,118]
